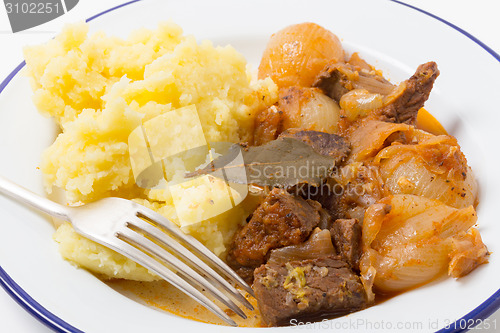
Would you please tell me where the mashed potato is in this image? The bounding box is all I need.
[24,22,277,281]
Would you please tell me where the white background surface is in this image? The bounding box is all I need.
[0,0,499,332]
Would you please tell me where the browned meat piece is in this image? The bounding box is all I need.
[253,105,283,146]
[278,129,350,160]
[302,178,346,220]
[313,62,395,102]
[315,61,439,128]
[253,256,367,326]
[232,266,255,284]
[376,62,440,124]
[330,219,362,271]
[227,188,321,281]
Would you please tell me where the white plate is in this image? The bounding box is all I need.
[0,0,499,332]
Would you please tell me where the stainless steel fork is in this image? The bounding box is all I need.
[0,175,254,326]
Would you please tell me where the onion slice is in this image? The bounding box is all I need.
[268,228,335,264]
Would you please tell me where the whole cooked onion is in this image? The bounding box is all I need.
[359,194,483,293]
[278,86,340,133]
[258,22,345,88]
[375,134,478,209]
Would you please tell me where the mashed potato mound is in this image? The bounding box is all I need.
[25,22,277,281]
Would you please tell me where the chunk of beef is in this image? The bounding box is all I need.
[227,188,321,281]
[302,179,345,220]
[314,61,440,126]
[377,62,439,124]
[254,105,283,146]
[253,256,367,326]
[330,219,362,271]
[278,129,350,161]
[313,62,395,102]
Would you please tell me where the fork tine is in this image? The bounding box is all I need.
[117,227,247,320]
[135,206,255,297]
[128,216,254,311]
[102,236,238,327]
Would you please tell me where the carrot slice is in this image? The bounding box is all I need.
[416,108,448,135]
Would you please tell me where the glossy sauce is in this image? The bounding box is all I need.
[104,260,450,327]
[106,280,262,327]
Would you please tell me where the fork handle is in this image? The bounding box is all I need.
[0,175,71,221]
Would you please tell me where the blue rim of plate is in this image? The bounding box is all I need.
[0,0,499,332]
